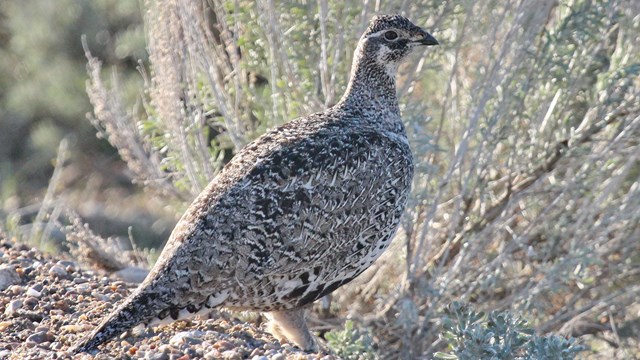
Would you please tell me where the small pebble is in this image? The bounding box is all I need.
[26,331,52,346]
[320,355,338,360]
[4,299,23,317]
[7,285,23,295]
[249,348,264,357]
[61,324,85,333]
[75,283,91,293]
[95,294,111,302]
[170,330,205,347]
[221,349,242,360]
[0,265,20,291]
[48,265,68,278]
[204,349,220,360]
[146,351,170,360]
[214,340,234,351]
[26,286,42,297]
[263,342,280,350]
[0,321,12,331]
[49,309,64,316]
[56,260,77,272]
[23,296,39,309]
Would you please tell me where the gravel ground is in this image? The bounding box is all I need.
[0,239,336,360]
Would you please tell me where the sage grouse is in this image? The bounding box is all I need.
[72,14,438,354]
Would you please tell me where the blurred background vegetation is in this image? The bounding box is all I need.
[1,0,639,358]
[0,0,175,249]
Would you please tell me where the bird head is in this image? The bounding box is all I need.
[357,15,438,78]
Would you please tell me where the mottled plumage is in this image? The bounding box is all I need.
[72,14,437,354]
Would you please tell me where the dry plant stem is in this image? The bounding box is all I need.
[179,0,245,150]
[318,0,331,106]
[210,0,252,143]
[407,0,525,284]
[30,138,69,247]
[64,212,128,272]
[426,105,635,273]
[84,41,182,199]
[258,0,286,121]
[543,284,640,334]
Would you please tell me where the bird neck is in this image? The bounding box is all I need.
[338,57,400,117]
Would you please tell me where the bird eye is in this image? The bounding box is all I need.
[384,31,398,41]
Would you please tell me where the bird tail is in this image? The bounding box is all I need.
[70,287,168,354]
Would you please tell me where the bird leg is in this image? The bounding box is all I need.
[266,308,318,352]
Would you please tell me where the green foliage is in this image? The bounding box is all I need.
[0,0,145,200]
[325,320,377,360]
[435,302,585,360]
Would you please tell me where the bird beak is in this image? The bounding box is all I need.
[413,30,439,46]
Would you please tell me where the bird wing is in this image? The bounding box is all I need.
[149,125,413,309]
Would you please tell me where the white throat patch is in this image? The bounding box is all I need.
[376,46,400,78]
